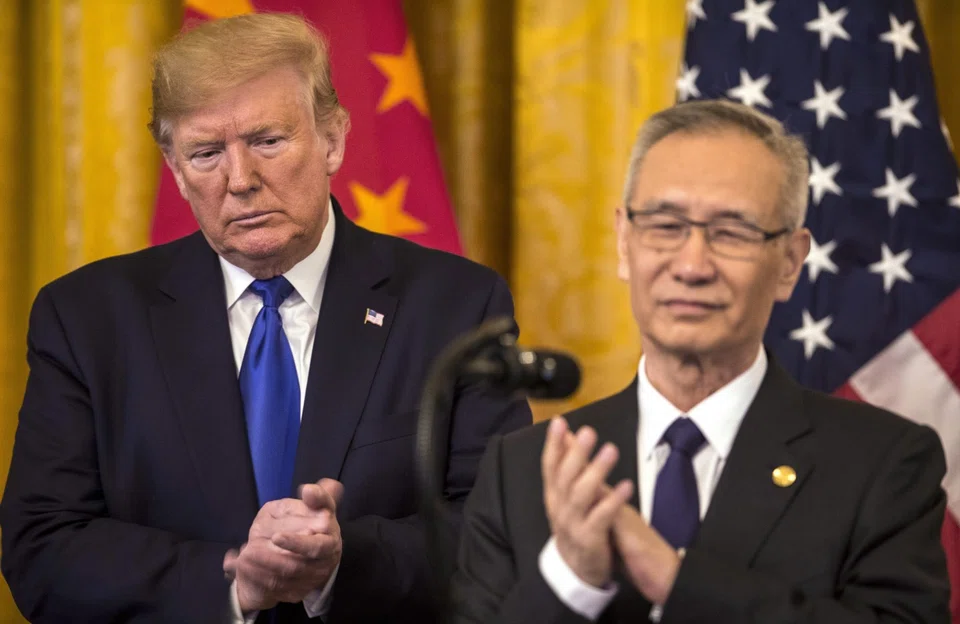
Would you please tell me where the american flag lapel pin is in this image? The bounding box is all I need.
[364,308,385,326]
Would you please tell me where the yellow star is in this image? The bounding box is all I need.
[369,39,430,116]
[350,178,428,237]
[186,0,254,19]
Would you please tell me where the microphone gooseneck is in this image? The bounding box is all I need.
[415,317,582,621]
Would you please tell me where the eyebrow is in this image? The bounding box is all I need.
[179,121,297,155]
[639,200,754,223]
[237,121,296,141]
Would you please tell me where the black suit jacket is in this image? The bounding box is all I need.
[451,357,950,623]
[0,201,532,623]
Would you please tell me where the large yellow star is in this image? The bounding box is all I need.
[369,39,430,116]
[350,178,427,237]
[186,0,254,19]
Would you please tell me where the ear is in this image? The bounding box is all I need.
[615,206,631,282]
[774,228,811,302]
[323,122,347,176]
[162,149,190,201]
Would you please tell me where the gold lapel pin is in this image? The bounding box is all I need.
[772,465,797,488]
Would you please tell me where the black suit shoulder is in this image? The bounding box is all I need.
[37,232,201,303]
[796,384,945,476]
[800,385,928,438]
[500,383,634,452]
[360,225,507,295]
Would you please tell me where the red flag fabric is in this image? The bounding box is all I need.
[151,0,462,255]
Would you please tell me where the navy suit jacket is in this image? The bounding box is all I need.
[0,201,532,623]
[451,358,950,623]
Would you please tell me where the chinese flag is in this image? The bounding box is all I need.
[150,0,462,255]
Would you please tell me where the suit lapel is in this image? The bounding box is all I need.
[586,381,641,510]
[292,204,397,486]
[150,233,258,537]
[693,356,814,567]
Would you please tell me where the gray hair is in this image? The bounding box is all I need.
[622,99,809,230]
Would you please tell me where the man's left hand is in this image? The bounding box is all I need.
[225,479,345,610]
[611,504,681,605]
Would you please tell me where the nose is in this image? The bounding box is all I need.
[225,145,261,196]
[671,226,716,284]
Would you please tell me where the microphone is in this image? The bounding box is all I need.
[463,339,581,399]
[416,317,582,621]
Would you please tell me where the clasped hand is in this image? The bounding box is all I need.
[223,478,344,613]
[542,418,681,605]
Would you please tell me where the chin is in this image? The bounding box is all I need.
[649,325,726,356]
[237,224,298,251]
[241,236,286,256]
[661,341,717,356]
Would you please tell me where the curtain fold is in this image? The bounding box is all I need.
[0,1,28,616]
[26,0,180,294]
[0,3,180,621]
[918,0,960,165]
[511,0,686,419]
[404,0,515,280]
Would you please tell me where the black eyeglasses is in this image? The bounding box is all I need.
[625,208,791,260]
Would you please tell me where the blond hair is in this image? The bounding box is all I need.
[149,12,349,149]
[623,99,809,230]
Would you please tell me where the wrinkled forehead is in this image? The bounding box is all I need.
[631,130,785,223]
[169,70,314,146]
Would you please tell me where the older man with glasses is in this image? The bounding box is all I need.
[450,99,950,624]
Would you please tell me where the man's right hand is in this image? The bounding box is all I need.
[226,485,342,613]
[541,417,633,588]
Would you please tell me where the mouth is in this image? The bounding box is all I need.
[660,299,725,315]
[231,211,276,226]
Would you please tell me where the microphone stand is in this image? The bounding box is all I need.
[415,316,521,622]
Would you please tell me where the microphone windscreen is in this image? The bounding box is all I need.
[528,350,581,400]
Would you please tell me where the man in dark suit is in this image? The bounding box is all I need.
[451,99,950,623]
[0,13,530,624]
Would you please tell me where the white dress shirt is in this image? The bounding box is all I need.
[539,346,767,621]
[221,200,338,623]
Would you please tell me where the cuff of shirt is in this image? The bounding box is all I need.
[538,537,618,621]
[229,579,259,624]
[648,548,686,623]
[302,562,341,619]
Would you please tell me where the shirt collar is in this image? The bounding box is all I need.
[220,198,335,313]
[638,346,767,461]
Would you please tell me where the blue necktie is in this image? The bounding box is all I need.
[239,277,300,507]
[650,417,706,550]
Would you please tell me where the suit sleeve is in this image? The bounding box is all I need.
[449,435,590,624]
[0,287,235,624]
[662,424,951,624]
[327,274,534,622]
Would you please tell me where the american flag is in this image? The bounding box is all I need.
[365,308,385,326]
[681,0,960,616]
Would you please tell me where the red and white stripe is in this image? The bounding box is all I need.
[834,287,960,617]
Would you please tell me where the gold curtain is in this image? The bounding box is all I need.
[408,0,686,421]
[404,0,516,281]
[918,0,960,160]
[511,1,685,420]
[0,2,181,620]
[2,1,960,619]
[0,1,28,616]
